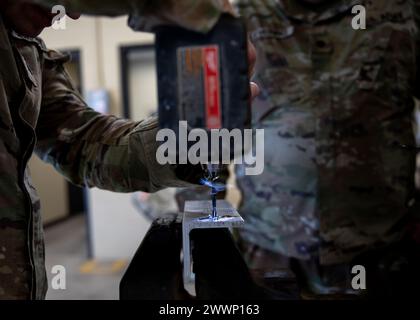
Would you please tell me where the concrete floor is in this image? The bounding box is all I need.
[44,215,127,300]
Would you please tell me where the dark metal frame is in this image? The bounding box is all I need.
[66,49,84,95]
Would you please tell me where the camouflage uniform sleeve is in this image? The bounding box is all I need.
[36,49,194,193]
[32,0,234,33]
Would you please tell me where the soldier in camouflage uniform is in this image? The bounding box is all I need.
[234,0,420,298]
[31,0,235,33]
[0,0,257,300]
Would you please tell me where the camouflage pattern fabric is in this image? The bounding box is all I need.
[234,0,420,267]
[32,0,233,33]
[0,13,197,299]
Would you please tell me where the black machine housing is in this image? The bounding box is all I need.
[155,14,251,158]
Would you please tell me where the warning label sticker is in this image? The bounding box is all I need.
[177,45,222,129]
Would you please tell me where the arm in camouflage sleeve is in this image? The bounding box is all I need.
[35,50,194,193]
[31,0,235,33]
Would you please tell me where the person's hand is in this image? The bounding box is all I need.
[248,40,260,100]
[220,0,259,100]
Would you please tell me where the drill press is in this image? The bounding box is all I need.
[155,14,250,293]
[155,13,251,214]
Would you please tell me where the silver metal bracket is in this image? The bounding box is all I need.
[182,200,244,295]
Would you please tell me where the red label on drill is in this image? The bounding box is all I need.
[177,45,222,129]
[203,46,222,129]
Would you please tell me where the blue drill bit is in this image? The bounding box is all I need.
[200,164,225,219]
[211,186,217,219]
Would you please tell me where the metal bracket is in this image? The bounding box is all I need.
[182,200,244,294]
